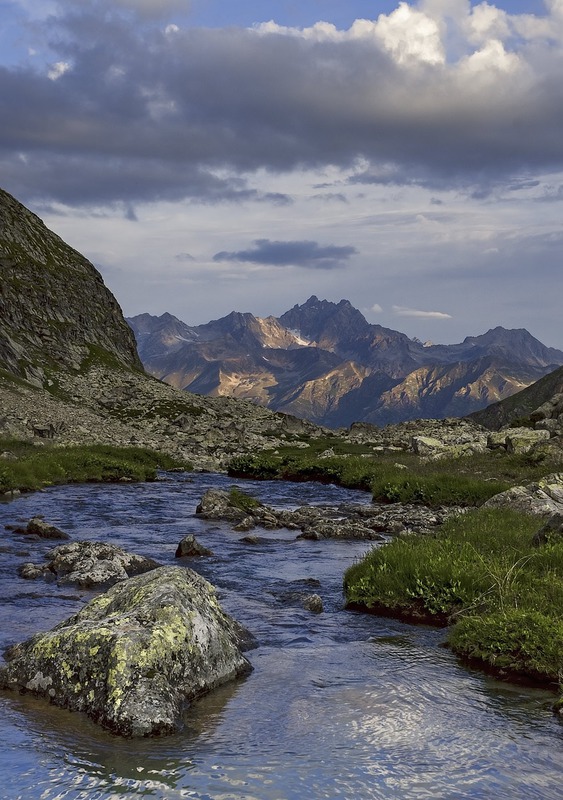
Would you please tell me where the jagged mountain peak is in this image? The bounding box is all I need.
[278,296,370,346]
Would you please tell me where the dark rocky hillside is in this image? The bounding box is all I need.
[0,188,142,386]
[0,188,329,470]
[469,365,563,430]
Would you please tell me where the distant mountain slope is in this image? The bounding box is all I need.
[469,365,563,430]
[0,188,142,387]
[128,297,563,427]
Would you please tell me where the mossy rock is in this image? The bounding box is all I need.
[0,567,252,736]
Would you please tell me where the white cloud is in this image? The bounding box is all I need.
[371,1,445,65]
[393,305,452,319]
[47,61,70,80]
[371,303,383,313]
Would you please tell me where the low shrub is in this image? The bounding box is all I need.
[449,610,563,684]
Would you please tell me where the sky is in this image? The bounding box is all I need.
[1,0,563,348]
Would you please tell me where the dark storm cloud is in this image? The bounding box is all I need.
[4,2,563,205]
[213,239,358,269]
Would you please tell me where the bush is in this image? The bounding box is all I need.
[450,610,563,684]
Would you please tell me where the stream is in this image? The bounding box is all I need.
[0,472,562,800]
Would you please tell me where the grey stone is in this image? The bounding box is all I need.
[17,517,70,540]
[484,473,563,518]
[302,594,323,614]
[505,428,550,454]
[0,567,252,737]
[21,540,160,588]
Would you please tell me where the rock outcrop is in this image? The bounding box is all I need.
[18,540,160,587]
[483,473,563,518]
[470,367,563,430]
[0,187,333,471]
[0,566,252,736]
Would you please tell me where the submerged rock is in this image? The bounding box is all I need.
[12,517,70,540]
[18,540,160,587]
[175,534,213,558]
[0,566,252,737]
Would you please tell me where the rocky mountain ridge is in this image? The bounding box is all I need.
[128,297,563,428]
[0,187,331,470]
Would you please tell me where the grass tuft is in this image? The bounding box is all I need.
[343,507,563,693]
[0,439,190,493]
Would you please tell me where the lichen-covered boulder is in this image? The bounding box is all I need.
[0,566,252,736]
[484,473,563,518]
[505,428,550,454]
[18,540,160,587]
[195,488,249,524]
[411,436,445,457]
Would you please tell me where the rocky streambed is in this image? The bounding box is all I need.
[0,472,562,798]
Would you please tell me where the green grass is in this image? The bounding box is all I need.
[229,447,558,507]
[344,507,563,695]
[228,486,262,513]
[0,439,190,493]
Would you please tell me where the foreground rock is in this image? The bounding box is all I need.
[196,488,455,539]
[17,541,160,587]
[483,473,563,518]
[0,567,252,736]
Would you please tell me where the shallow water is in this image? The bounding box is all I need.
[0,473,561,800]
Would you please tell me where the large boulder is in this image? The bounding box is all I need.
[484,473,563,518]
[0,567,252,736]
[487,427,550,453]
[505,428,550,454]
[18,540,160,587]
[196,488,253,525]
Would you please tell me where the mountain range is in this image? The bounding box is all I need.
[128,297,563,428]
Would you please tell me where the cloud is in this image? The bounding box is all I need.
[392,305,452,319]
[371,303,383,313]
[47,61,71,80]
[213,239,358,269]
[3,1,563,206]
